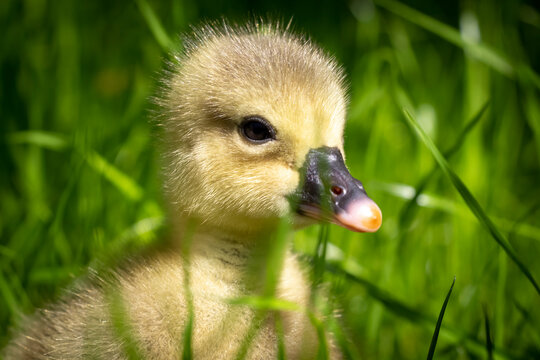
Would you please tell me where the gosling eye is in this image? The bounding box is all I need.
[240,116,276,144]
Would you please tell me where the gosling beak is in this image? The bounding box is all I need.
[294,147,382,233]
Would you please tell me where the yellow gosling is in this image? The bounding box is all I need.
[3,21,382,360]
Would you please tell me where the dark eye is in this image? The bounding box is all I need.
[240,116,276,143]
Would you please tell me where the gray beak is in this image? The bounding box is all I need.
[293,147,382,233]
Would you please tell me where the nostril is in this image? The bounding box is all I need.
[331,185,344,196]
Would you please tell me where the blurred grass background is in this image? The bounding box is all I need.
[1,0,540,358]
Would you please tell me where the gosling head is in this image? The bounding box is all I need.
[159,22,382,240]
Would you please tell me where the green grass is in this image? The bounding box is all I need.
[426,277,455,360]
[403,108,540,295]
[1,0,539,359]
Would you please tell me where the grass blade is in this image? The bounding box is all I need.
[374,0,511,75]
[402,109,540,295]
[228,296,301,312]
[444,102,490,155]
[307,312,329,360]
[313,224,330,289]
[399,101,489,230]
[181,219,197,360]
[263,216,291,297]
[85,150,144,202]
[29,266,81,284]
[232,312,264,360]
[232,216,292,360]
[483,306,494,360]
[426,277,455,360]
[327,316,362,360]
[8,131,68,151]
[275,313,286,360]
[508,201,540,242]
[0,270,20,317]
[376,181,540,242]
[513,301,540,344]
[374,0,540,89]
[135,0,173,51]
[322,261,516,360]
[323,261,431,324]
[181,312,193,360]
[522,87,540,168]
[107,289,144,360]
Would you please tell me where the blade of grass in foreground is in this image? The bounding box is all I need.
[107,289,144,360]
[483,306,494,360]
[313,224,330,289]
[308,311,329,360]
[328,316,362,360]
[322,261,516,360]
[275,314,286,360]
[399,101,489,230]
[228,296,301,312]
[181,219,197,360]
[263,216,291,297]
[231,216,292,360]
[403,109,540,295]
[426,277,455,360]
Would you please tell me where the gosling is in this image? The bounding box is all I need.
[3,21,382,359]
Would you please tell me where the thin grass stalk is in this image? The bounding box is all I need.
[313,224,330,291]
[107,288,144,360]
[181,218,197,359]
[232,217,291,359]
[399,101,489,230]
[513,301,540,345]
[232,303,280,360]
[0,270,19,318]
[135,0,173,51]
[307,311,329,360]
[85,150,144,202]
[322,261,516,360]
[328,316,362,360]
[263,216,291,297]
[47,156,82,264]
[5,133,149,209]
[426,277,455,360]
[497,201,540,345]
[374,0,540,89]
[483,306,494,360]
[275,313,286,360]
[403,109,540,296]
[495,249,507,348]
[522,86,540,163]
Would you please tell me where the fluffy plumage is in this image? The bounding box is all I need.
[3,21,350,359]
[159,21,347,237]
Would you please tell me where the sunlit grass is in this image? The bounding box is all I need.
[1,0,539,359]
[426,277,455,360]
[403,108,540,295]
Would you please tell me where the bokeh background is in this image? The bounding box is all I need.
[1,0,539,358]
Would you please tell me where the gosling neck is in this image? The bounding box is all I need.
[172,214,283,245]
[172,217,286,289]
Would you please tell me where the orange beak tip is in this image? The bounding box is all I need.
[334,199,382,233]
